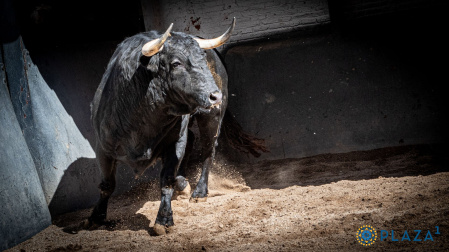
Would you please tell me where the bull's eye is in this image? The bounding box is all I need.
[171,61,182,69]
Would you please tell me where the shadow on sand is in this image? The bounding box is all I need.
[236,144,449,190]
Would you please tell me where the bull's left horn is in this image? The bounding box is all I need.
[194,17,236,49]
[142,23,173,57]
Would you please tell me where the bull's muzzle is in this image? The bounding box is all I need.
[209,91,222,108]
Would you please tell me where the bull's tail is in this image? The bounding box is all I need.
[221,109,269,158]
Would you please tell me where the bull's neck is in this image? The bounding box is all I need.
[139,79,178,131]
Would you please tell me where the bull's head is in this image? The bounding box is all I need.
[141,18,235,115]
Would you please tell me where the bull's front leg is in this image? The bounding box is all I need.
[190,109,223,202]
[153,115,189,235]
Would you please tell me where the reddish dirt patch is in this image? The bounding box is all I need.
[7,145,449,251]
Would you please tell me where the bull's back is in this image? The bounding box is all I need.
[91,31,161,153]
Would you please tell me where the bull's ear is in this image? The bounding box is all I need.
[145,54,159,73]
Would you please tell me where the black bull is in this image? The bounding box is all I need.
[85,19,267,235]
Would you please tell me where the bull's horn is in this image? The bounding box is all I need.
[142,23,173,56]
[194,17,236,49]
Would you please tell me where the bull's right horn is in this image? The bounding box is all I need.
[194,17,236,49]
[142,23,173,57]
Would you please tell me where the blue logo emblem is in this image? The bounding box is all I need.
[357,225,377,246]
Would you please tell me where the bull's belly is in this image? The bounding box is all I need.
[115,150,161,176]
[114,140,165,175]
[102,113,182,176]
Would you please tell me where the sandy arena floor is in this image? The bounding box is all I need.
[6,144,449,251]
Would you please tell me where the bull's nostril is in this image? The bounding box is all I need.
[209,91,222,104]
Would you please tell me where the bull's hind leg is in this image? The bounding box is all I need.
[84,148,117,229]
[190,109,223,202]
[154,115,189,235]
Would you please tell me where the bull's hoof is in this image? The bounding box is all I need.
[191,184,208,202]
[81,219,101,231]
[62,222,85,234]
[174,182,191,200]
[62,218,100,234]
[189,196,207,203]
[153,223,167,236]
